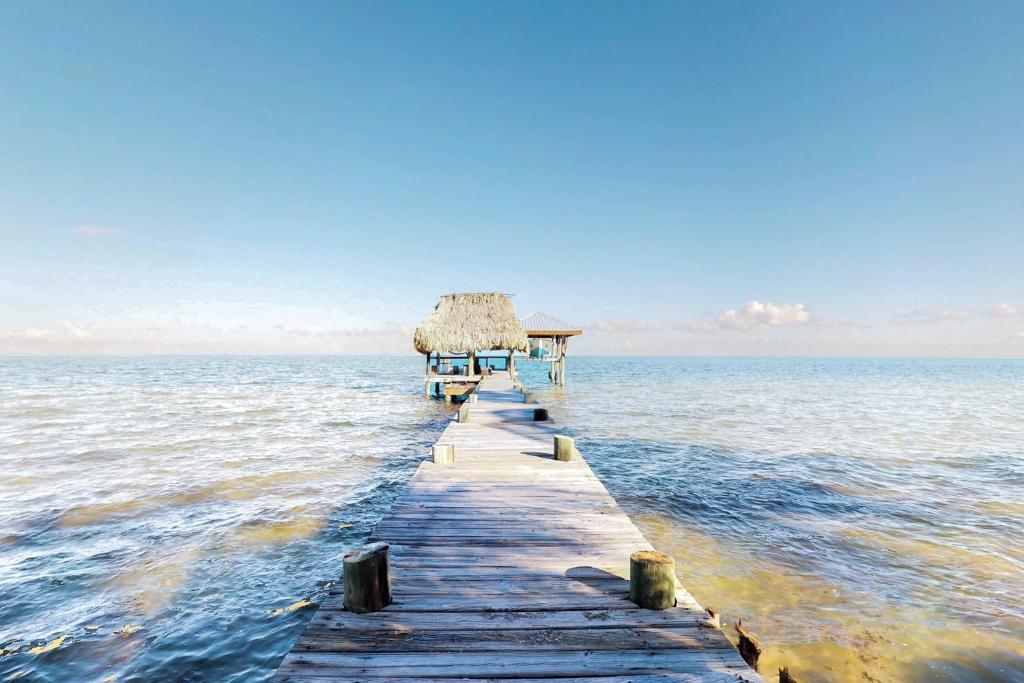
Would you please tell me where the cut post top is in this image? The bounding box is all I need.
[629,550,676,610]
[344,542,389,564]
[343,542,391,614]
[553,434,578,462]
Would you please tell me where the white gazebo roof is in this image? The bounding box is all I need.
[521,312,582,336]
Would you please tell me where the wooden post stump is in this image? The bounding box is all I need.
[343,542,391,614]
[533,408,549,421]
[734,619,762,670]
[432,443,454,465]
[469,393,478,405]
[629,550,676,609]
[458,404,470,423]
[554,435,576,461]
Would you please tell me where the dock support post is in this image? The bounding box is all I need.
[554,435,577,461]
[458,404,470,423]
[534,408,549,421]
[343,542,391,614]
[629,550,676,610]
[432,443,454,465]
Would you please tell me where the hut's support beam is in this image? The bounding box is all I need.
[561,337,568,386]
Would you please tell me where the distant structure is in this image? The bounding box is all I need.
[521,311,583,386]
[414,292,528,401]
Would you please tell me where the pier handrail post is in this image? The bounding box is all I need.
[553,435,577,461]
[629,550,676,610]
[343,542,391,614]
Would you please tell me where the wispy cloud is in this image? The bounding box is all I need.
[70,225,124,238]
[274,323,413,340]
[891,307,974,325]
[688,300,812,333]
[990,303,1019,318]
[0,320,93,350]
[587,319,658,333]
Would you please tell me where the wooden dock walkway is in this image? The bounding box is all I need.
[274,371,762,682]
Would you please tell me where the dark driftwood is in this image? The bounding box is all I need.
[735,618,762,670]
[628,550,676,610]
[343,543,391,614]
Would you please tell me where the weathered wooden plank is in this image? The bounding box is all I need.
[303,607,710,631]
[275,675,743,683]
[276,649,762,679]
[292,625,731,653]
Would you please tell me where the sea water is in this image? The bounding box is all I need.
[1,356,1022,682]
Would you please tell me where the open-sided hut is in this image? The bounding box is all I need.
[414,292,528,399]
[521,312,582,386]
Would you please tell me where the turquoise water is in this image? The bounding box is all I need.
[2,357,1022,681]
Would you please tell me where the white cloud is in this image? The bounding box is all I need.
[990,303,1019,318]
[689,300,812,333]
[0,320,93,351]
[0,327,56,342]
[588,319,658,333]
[275,323,410,340]
[60,320,92,340]
[891,308,974,325]
[70,225,124,238]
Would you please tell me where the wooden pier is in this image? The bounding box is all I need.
[274,371,762,682]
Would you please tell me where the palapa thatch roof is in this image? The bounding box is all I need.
[413,292,529,354]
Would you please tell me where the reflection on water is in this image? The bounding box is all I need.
[0,356,447,682]
[1,356,1022,681]
[519,357,1024,683]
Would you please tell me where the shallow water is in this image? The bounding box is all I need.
[1,356,1022,682]
[0,357,448,682]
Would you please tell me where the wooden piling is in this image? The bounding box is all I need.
[431,443,454,465]
[553,434,576,461]
[629,550,676,610]
[458,403,470,423]
[342,542,391,614]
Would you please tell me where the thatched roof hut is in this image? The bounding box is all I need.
[413,292,528,355]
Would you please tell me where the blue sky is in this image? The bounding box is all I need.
[2,1,1022,355]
